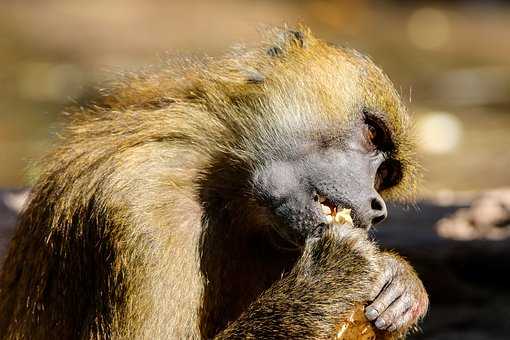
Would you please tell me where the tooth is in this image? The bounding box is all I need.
[325,215,333,224]
[321,204,331,215]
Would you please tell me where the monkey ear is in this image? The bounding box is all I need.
[266,27,309,57]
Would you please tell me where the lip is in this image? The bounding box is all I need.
[259,193,370,247]
[267,209,368,250]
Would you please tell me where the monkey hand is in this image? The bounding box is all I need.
[216,224,380,339]
[298,223,379,285]
[365,252,429,334]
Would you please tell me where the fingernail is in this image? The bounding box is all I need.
[365,307,378,320]
[375,318,386,329]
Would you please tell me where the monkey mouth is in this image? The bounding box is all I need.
[262,193,358,250]
[315,194,354,225]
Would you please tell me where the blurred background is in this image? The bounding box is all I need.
[0,0,509,193]
[0,1,509,339]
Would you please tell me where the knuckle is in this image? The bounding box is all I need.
[371,299,388,313]
[379,266,395,283]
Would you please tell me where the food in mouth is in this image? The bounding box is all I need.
[318,196,354,225]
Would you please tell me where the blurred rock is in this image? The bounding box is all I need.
[436,188,510,241]
[376,193,510,340]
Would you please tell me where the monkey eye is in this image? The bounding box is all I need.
[375,159,403,191]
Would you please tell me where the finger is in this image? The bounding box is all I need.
[388,293,427,332]
[375,294,412,331]
[368,267,392,302]
[387,305,414,332]
[365,280,403,322]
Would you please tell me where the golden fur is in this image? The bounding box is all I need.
[0,26,419,339]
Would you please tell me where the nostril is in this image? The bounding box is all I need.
[372,214,386,225]
[371,198,383,211]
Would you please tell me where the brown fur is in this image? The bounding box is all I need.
[0,27,421,339]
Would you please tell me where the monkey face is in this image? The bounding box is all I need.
[199,31,418,247]
[251,110,402,243]
[239,36,420,245]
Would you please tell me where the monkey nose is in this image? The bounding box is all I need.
[370,196,387,226]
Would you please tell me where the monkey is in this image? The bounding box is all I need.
[0,27,428,339]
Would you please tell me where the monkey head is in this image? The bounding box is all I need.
[200,28,418,246]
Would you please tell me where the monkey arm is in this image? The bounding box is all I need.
[365,252,429,333]
[214,225,381,339]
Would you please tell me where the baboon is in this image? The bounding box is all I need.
[0,27,428,339]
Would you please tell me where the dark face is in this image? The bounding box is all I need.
[252,110,403,244]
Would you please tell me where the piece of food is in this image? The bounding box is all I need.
[318,197,354,226]
[334,208,353,225]
[334,304,376,340]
